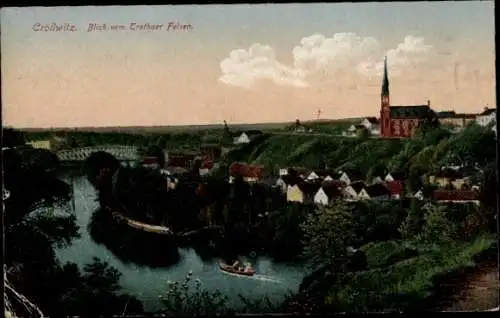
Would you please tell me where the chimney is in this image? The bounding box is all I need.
[427,100,431,107]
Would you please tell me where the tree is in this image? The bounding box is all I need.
[4,140,144,317]
[356,127,370,140]
[160,272,232,316]
[267,203,311,261]
[2,127,26,147]
[300,204,357,305]
[398,199,424,241]
[422,204,456,244]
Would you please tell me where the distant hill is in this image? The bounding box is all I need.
[15,118,363,134]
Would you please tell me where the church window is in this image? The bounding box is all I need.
[393,120,401,136]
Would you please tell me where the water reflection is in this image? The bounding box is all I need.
[55,176,307,312]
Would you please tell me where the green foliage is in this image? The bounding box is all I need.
[4,136,144,317]
[267,203,312,260]
[161,273,232,316]
[422,204,457,244]
[356,127,370,140]
[301,204,357,269]
[333,234,495,312]
[398,199,424,241]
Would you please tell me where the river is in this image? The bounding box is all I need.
[55,175,307,312]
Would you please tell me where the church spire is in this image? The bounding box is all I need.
[381,55,389,96]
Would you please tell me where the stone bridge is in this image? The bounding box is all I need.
[56,145,140,162]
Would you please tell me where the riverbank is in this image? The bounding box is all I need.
[56,176,307,312]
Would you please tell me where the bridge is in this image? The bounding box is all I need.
[56,145,140,162]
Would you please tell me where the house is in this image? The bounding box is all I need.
[306,171,321,181]
[314,184,343,206]
[229,162,265,184]
[371,176,384,184]
[141,156,160,169]
[167,152,196,169]
[297,182,323,204]
[339,168,363,185]
[279,168,289,176]
[347,124,358,133]
[200,144,222,162]
[384,180,404,199]
[358,184,391,201]
[360,117,380,135]
[275,178,288,194]
[475,107,496,127]
[324,175,335,182]
[290,119,313,133]
[287,167,311,180]
[344,124,367,137]
[432,190,480,205]
[316,169,340,180]
[166,166,189,176]
[322,179,347,189]
[26,140,52,150]
[233,130,263,145]
[286,184,304,203]
[342,181,366,201]
[437,111,477,128]
[428,169,468,189]
[413,189,425,200]
[199,160,214,176]
[384,171,406,182]
[166,177,179,190]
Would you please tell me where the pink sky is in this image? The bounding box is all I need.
[1,4,496,128]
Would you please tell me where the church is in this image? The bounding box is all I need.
[379,57,437,138]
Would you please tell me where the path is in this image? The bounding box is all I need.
[440,261,499,312]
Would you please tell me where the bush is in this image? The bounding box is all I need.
[160,272,232,316]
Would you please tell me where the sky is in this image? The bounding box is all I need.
[1,2,496,128]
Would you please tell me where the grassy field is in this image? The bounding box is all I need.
[221,133,404,175]
[335,233,497,312]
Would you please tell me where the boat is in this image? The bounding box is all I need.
[219,262,256,277]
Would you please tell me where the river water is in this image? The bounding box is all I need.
[55,176,307,312]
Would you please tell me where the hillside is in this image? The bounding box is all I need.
[221,124,496,189]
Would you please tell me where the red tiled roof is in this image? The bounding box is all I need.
[385,180,403,196]
[201,160,214,169]
[229,162,264,178]
[288,167,311,176]
[297,181,322,195]
[168,154,194,168]
[434,169,464,179]
[433,190,480,201]
[321,184,343,198]
[141,157,159,164]
[322,180,347,188]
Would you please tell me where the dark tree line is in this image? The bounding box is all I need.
[3,128,144,317]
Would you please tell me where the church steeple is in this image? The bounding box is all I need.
[381,55,389,97]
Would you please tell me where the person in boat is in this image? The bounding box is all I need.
[232,260,243,271]
[243,263,254,273]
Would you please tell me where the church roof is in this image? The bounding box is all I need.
[478,108,496,116]
[389,105,433,119]
[436,111,456,118]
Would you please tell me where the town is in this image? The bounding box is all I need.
[3,3,496,317]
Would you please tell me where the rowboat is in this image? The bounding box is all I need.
[219,263,256,277]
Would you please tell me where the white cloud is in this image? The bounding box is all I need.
[356,35,432,78]
[219,44,308,88]
[219,33,432,88]
[292,32,380,73]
